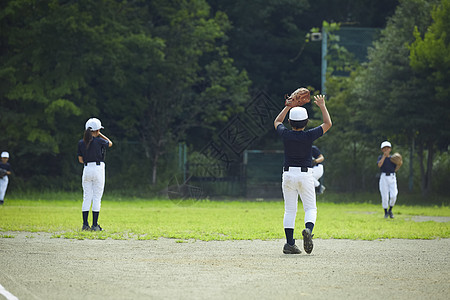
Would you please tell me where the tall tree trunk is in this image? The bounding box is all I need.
[151,137,164,185]
[408,135,414,191]
[141,132,160,185]
[351,141,357,192]
[424,142,434,196]
[152,151,159,185]
[417,143,426,195]
[417,141,435,197]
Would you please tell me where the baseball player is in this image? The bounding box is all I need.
[274,92,332,254]
[0,152,12,205]
[311,145,326,194]
[377,141,400,219]
[78,118,113,231]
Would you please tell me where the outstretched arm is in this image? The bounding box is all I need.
[314,95,332,133]
[274,106,291,130]
[314,154,324,164]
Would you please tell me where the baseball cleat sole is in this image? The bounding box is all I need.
[302,228,314,254]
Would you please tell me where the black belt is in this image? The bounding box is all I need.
[284,166,308,172]
[85,161,101,166]
[384,172,391,176]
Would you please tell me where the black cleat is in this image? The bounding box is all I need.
[389,211,394,219]
[91,224,103,232]
[283,243,301,254]
[319,185,326,194]
[384,213,389,219]
[302,228,314,254]
[81,224,90,231]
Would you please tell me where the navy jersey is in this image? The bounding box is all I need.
[78,137,109,163]
[377,155,396,173]
[312,145,322,164]
[277,124,323,168]
[0,162,11,172]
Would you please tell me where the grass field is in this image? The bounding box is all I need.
[0,192,449,241]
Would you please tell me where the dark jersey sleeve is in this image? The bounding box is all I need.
[308,126,324,141]
[0,162,11,172]
[99,137,109,147]
[276,124,288,136]
[312,145,322,159]
[78,140,84,157]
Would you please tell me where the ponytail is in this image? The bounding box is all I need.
[83,128,93,149]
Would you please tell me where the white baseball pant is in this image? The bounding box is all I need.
[379,173,398,209]
[82,162,105,212]
[0,175,8,200]
[311,164,324,187]
[282,167,317,228]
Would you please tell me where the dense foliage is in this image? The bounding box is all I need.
[324,0,449,195]
[0,0,448,197]
[1,0,251,191]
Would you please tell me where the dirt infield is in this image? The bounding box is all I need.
[0,233,449,300]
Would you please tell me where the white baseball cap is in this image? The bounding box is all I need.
[380,141,392,149]
[1,151,9,158]
[85,118,104,131]
[289,107,308,121]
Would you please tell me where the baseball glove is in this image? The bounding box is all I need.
[390,153,403,166]
[0,168,7,178]
[285,87,310,107]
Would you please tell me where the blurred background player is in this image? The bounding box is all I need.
[377,141,400,218]
[311,145,326,194]
[0,151,12,205]
[78,118,113,231]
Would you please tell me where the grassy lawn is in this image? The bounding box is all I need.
[0,192,449,240]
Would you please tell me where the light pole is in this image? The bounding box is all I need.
[321,27,327,95]
[311,26,327,95]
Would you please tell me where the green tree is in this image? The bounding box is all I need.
[352,0,440,195]
[208,0,314,95]
[311,22,378,192]
[0,0,125,186]
[409,0,450,194]
[0,0,251,190]
[206,0,399,157]
[208,0,398,98]
[306,0,398,28]
[103,0,251,185]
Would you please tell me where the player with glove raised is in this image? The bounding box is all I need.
[274,88,332,255]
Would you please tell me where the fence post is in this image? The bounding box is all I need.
[178,143,187,182]
[409,135,414,191]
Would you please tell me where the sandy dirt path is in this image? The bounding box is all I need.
[0,232,449,300]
